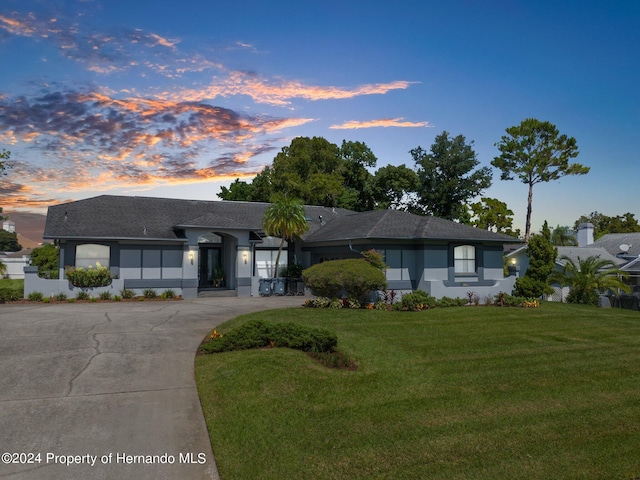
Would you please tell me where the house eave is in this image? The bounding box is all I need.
[43,235,188,243]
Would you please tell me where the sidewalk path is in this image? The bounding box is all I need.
[0,296,304,479]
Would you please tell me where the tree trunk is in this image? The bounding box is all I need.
[525,182,534,243]
[273,237,285,278]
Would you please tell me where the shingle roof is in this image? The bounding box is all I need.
[555,246,625,267]
[592,233,640,257]
[43,195,349,241]
[44,195,521,244]
[303,209,520,243]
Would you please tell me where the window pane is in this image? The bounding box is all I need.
[76,244,110,268]
[454,245,475,273]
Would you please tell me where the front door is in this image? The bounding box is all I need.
[199,246,224,288]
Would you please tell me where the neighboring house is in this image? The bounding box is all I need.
[1,250,32,279]
[1,219,38,279]
[2,220,15,233]
[24,195,522,299]
[506,223,640,301]
[591,232,640,292]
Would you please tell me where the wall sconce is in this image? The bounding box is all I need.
[189,252,194,265]
[242,251,248,264]
[511,258,516,265]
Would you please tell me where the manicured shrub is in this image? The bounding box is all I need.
[28,291,44,302]
[394,290,436,311]
[566,288,598,306]
[437,296,467,307]
[200,319,338,354]
[54,293,67,301]
[514,276,550,299]
[143,288,157,299]
[120,288,135,299]
[65,263,114,288]
[345,297,361,309]
[30,244,60,279]
[99,291,112,300]
[76,291,91,300]
[328,298,343,309]
[0,287,22,302]
[302,258,387,300]
[503,294,534,307]
[161,289,176,299]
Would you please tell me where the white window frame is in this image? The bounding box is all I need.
[454,245,476,274]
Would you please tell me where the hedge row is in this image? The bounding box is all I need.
[200,319,338,354]
[0,287,22,302]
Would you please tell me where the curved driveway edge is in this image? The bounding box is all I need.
[0,296,304,480]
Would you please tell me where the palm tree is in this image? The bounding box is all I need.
[551,225,577,246]
[550,255,630,304]
[262,195,309,278]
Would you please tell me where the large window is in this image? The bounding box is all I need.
[76,244,110,269]
[454,245,476,274]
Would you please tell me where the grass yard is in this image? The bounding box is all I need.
[0,278,23,289]
[195,303,640,480]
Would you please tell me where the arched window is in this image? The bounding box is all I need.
[454,245,476,274]
[76,244,110,269]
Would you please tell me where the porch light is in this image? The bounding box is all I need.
[511,258,516,265]
[189,252,194,265]
[243,251,248,264]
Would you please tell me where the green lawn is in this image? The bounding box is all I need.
[0,278,23,289]
[195,303,640,480]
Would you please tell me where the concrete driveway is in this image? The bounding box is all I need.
[0,296,304,480]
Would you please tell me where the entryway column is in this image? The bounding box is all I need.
[236,245,252,296]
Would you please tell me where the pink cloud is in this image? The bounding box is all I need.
[329,118,432,129]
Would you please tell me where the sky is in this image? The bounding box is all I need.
[0,0,638,234]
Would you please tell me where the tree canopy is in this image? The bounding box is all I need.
[469,197,519,237]
[411,131,492,222]
[370,164,419,211]
[574,212,640,239]
[218,137,378,211]
[0,230,22,252]
[29,243,60,279]
[550,225,577,246]
[492,118,589,242]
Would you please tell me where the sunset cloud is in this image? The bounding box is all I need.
[0,12,207,77]
[0,86,312,209]
[171,72,415,106]
[330,118,432,129]
[0,4,423,212]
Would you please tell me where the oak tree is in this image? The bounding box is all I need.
[411,132,492,221]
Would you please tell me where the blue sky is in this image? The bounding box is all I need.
[1,0,638,234]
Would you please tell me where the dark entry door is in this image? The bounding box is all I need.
[199,246,223,288]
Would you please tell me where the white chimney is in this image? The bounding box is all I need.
[577,223,594,247]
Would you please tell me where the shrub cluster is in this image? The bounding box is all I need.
[393,290,437,311]
[143,288,157,299]
[200,319,338,354]
[304,289,540,310]
[302,258,386,300]
[65,263,115,288]
[0,287,22,302]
